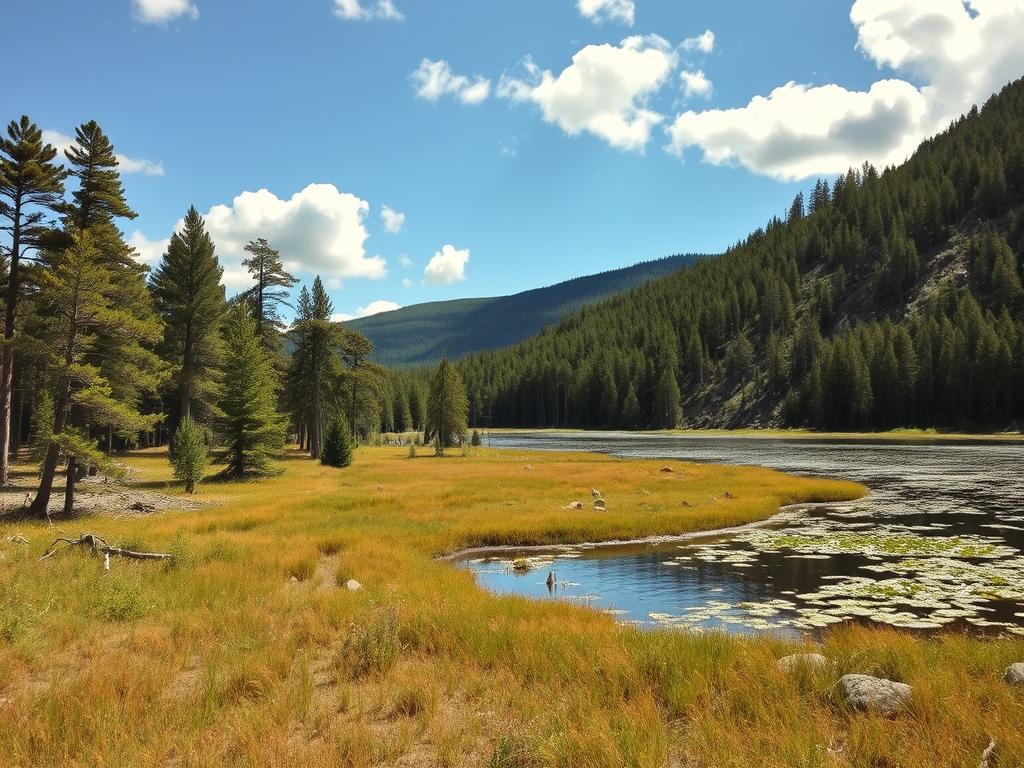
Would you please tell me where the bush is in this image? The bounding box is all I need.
[321,415,354,468]
[471,429,482,447]
[338,604,402,679]
[171,417,208,493]
[408,443,417,459]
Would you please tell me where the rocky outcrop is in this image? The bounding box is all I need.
[1004,662,1024,685]
[838,674,911,714]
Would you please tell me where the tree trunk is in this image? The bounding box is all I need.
[30,377,71,517]
[63,458,77,516]
[0,202,22,486]
[12,378,25,458]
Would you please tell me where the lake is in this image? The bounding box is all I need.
[455,432,1024,636]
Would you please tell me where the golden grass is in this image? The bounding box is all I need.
[0,446,1020,767]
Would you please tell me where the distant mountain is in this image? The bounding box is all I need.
[459,78,1024,432]
[345,254,707,366]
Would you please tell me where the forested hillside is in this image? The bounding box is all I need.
[458,78,1024,432]
[346,253,705,366]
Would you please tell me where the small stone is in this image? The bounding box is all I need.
[593,499,607,510]
[1004,662,1024,685]
[345,579,362,591]
[776,653,833,672]
[659,466,674,473]
[838,674,911,715]
[591,489,602,498]
[289,576,299,583]
[563,501,584,510]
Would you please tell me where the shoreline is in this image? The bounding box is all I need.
[479,427,1024,444]
[438,498,859,562]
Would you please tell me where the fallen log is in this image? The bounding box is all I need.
[40,533,172,568]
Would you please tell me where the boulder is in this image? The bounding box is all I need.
[776,653,833,672]
[345,579,362,592]
[591,489,602,498]
[838,674,911,714]
[563,501,584,510]
[593,499,607,510]
[1004,662,1024,685]
[659,466,674,473]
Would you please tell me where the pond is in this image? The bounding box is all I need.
[455,432,1024,636]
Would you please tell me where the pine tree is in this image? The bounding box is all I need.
[339,328,379,438]
[321,414,354,468]
[150,207,227,422]
[425,357,468,456]
[0,116,68,485]
[217,303,286,479]
[653,367,681,429]
[29,230,158,516]
[29,391,54,465]
[286,277,342,458]
[171,416,207,493]
[242,237,297,349]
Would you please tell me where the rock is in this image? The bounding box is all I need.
[681,500,693,508]
[723,491,735,499]
[1004,662,1024,685]
[593,499,607,509]
[659,466,674,473]
[345,579,362,591]
[129,501,156,513]
[563,501,584,510]
[524,465,534,471]
[591,489,602,498]
[776,653,833,672]
[838,674,911,714]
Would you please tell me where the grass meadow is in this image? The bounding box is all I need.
[0,446,1021,767]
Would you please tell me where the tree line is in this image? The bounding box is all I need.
[0,116,470,516]
[455,77,1024,432]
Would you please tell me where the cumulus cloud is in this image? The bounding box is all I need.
[423,244,469,285]
[498,35,677,151]
[380,205,406,233]
[680,70,713,99]
[128,230,169,266]
[43,130,165,177]
[133,0,198,24]
[331,300,402,323]
[577,0,635,26]
[666,0,1024,181]
[681,29,715,53]
[135,184,386,290]
[398,254,413,268]
[333,0,403,21]
[412,59,491,105]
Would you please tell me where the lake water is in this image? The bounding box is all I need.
[455,432,1024,636]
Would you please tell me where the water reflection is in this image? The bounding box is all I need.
[457,433,1024,636]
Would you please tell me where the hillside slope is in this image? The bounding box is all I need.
[346,253,705,366]
[459,78,1024,431]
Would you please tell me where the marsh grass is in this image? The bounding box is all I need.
[0,446,1020,766]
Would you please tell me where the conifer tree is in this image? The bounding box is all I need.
[217,303,286,479]
[321,413,354,468]
[242,237,297,349]
[29,230,157,516]
[151,207,227,422]
[171,416,207,493]
[29,391,54,464]
[0,116,67,484]
[425,357,468,456]
[286,277,342,458]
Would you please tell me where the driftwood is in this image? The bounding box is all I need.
[979,738,997,768]
[40,533,172,571]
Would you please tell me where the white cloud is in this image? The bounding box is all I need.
[142,183,386,291]
[399,254,413,268]
[412,59,491,105]
[43,130,165,177]
[128,230,169,266]
[680,70,713,99]
[133,0,198,24]
[423,244,469,285]
[498,35,677,151]
[333,0,403,21]
[577,0,635,26]
[666,0,1024,181]
[681,29,715,53]
[380,205,406,233]
[326,277,343,289]
[402,277,414,288]
[331,300,402,323]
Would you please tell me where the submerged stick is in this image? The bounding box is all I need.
[39,533,172,564]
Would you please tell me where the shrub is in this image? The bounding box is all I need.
[471,429,482,447]
[408,443,417,459]
[90,576,148,621]
[171,417,208,493]
[338,604,402,679]
[322,415,354,468]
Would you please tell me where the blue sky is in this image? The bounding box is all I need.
[7,0,1024,320]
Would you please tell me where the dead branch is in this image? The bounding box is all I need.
[979,738,997,768]
[39,533,172,565]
